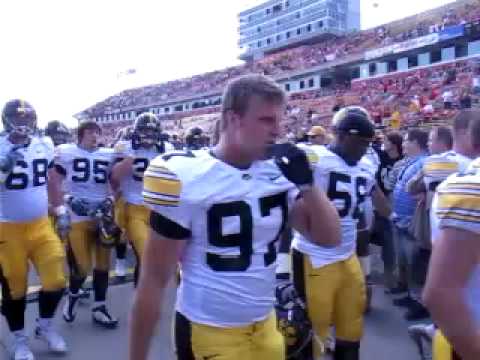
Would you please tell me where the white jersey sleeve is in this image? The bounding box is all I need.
[434,172,480,235]
[423,151,472,191]
[143,154,192,234]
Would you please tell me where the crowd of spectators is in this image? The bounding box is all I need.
[81,0,480,119]
[92,55,480,146]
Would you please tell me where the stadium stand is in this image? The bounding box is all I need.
[75,0,480,146]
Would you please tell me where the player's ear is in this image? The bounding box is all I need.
[222,109,240,130]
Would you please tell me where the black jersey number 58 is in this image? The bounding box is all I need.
[206,192,288,272]
[327,172,368,220]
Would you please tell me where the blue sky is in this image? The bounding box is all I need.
[0,0,456,128]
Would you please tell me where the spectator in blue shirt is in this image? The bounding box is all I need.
[391,129,429,320]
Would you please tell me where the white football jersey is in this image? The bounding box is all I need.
[54,144,114,222]
[114,140,173,205]
[0,136,54,222]
[431,165,480,327]
[143,149,298,327]
[363,146,380,174]
[292,146,376,268]
[358,155,378,231]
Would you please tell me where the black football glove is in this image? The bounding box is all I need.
[66,196,92,217]
[93,197,114,219]
[268,143,313,190]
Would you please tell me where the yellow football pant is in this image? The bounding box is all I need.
[433,330,462,360]
[294,252,365,358]
[175,311,284,360]
[125,203,150,260]
[115,197,128,246]
[67,221,111,276]
[0,217,66,300]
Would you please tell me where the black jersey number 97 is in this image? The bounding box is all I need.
[327,172,368,219]
[5,159,49,190]
[72,158,109,183]
[206,192,288,272]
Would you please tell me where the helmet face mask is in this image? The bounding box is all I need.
[136,125,158,146]
[51,132,70,146]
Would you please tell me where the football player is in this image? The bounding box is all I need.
[111,125,134,278]
[48,120,119,329]
[110,112,173,284]
[0,100,68,360]
[408,112,480,359]
[423,112,480,359]
[129,74,341,360]
[291,107,389,360]
[356,146,383,314]
[44,121,71,147]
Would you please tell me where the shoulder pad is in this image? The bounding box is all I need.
[161,149,196,162]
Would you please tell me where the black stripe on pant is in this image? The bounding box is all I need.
[175,311,195,360]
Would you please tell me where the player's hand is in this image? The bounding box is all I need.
[94,197,114,218]
[55,213,71,241]
[275,280,298,307]
[67,197,92,217]
[269,143,313,190]
[0,148,24,173]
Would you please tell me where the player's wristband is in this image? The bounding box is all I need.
[54,205,67,216]
[276,253,291,275]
